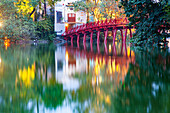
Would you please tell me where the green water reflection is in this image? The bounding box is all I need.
[0,43,169,113]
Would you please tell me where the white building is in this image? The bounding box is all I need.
[54,0,87,35]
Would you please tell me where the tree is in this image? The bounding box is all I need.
[0,0,58,40]
[99,0,125,19]
[37,0,59,19]
[73,0,125,22]
[73,0,95,22]
[0,0,37,40]
[15,0,39,21]
[121,0,170,46]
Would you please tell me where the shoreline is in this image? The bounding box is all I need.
[0,39,67,45]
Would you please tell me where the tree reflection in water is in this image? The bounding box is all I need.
[0,42,169,113]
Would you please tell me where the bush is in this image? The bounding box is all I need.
[0,15,36,40]
[35,17,57,41]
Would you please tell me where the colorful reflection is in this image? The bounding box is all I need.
[62,42,135,88]
[18,63,35,87]
[0,43,169,113]
[4,37,10,50]
[0,56,3,73]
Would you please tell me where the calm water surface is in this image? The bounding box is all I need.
[0,42,169,113]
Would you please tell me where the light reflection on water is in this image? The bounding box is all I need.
[55,42,134,91]
[0,42,169,113]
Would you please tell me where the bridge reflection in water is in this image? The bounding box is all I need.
[55,42,135,90]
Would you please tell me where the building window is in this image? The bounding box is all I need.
[68,13,76,22]
[57,11,62,23]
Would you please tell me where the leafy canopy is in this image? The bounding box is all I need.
[121,0,170,46]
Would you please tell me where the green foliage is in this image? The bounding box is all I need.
[121,0,170,46]
[73,0,124,21]
[0,44,65,112]
[0,0,37,40]
[73,0,95,22]
[0,0,57,41]
[41,83,65,108]
[163,4,170,23]
[0,15,36,40]
[73,0,92,12]
[36,17,57,41]
[0,0,16,19]
[114,48,170,113]
[46,0,60,8]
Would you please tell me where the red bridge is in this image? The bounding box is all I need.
[62,18,133,44]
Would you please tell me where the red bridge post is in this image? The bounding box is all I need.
[104,43,108,55]
[71,36,73,47]
[77,34,80,44]
[83,41,86,51]
[124,28,127,43]
[104,29,108,44]
[112,29,117,43]
[90,32,93,43]
[97,30,100,44]
[129,28,132,39]
[90,31,93,52]
[121,41,124,55]
[120,29,124,42]
[77,41,80,49]
[124,42,127,57]
[90,41,93,52]
[83,33,86,44]
[97,42,100,54]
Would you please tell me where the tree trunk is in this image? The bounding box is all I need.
[29,8,35,21]
[87,9,90,23]
[44,0,47,19]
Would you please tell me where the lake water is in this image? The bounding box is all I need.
[0,42,169,113]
